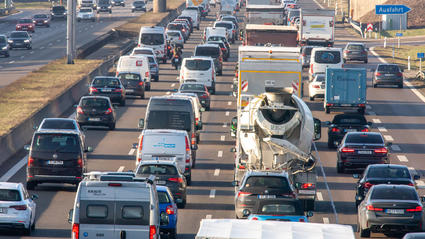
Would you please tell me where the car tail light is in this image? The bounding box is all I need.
[374,148,388,154]
[358,104,365,107]
[251,217,258,220]
[72,223,79,239]
[145,71,149,78]
[310,64,313,73]
[28,156,34,167]
[367,205,383,211]
[113,88,122,92]
[237,191,251,197]
[238,164,246,169]
[166,205,175,215]
[326,103,334,106]
[185,136,190,152]
[10,205,27,210]
[105,108,112,114]
[397,72,403,77]
[89,87,98,93]
[408,183,415,186]
[149,225,156,239]
[406,206,423,212]
[168,177,184,183]
[331,127,340,132]
[77,157,83,168]
[182,28,186,32]
[375,72,382,76]
[108,183,122,187]
[200,93,208,99]
[168,45,171,50]
[179,36,182,40]
[301,53,306,57]
[221,47,226,51]
[77,106,84,114]
[301,183,315,189]
[191,133,196,146]
[299,218,305,222]
[312,85,320,89]
[195,117,199,126]
[363,182,373,189]
[341,147,355,153]
[139,81,144,86]
[341,64,344,68]
[344,50,350,54]
[361,128,369,132]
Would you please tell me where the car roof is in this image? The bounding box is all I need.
[142,129,188,136]
[133,47,155,51]
[345,132,382,136]
[0,182,22,190]
[93,76,118,79]
[140,26,165,33]
[245,170,289,178]
[346,42,364,45]
[34,129,80,135]
[215,20,234,25]
[80,95,111,100]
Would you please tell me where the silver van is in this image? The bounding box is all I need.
[68,172,166,239]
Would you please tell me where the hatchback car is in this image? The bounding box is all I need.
[88,76,126,106]
[213,21,236,43]
[178,82,211,110]
[0,183,38,235]
[76,96,117,130]
[245,198,309,222]
[357,185,425,237]
[77,7,96,22]
[194,44,223,75]
[131,0,146,12]
[326,113,371,148]
[8,31,32,50]
[32,14,50,27]
[117,72,145,98]
[0,35,10,57]
[157,186,178,239]
[354,164,419,208]
[343,42,368,63]
[16,19,35,32]
[373,64,403,88]
[308,73,325,101]
[337,132,390,173]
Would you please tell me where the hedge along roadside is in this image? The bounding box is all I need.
[0,0,185,165]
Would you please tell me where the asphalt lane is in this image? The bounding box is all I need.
[0,1,152,87]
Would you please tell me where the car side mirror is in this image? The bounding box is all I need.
[386,142,392,147]
[313,118,321,140]
[31,194,38,200]
[160,212,169,226]
[85,146,93,153]
[33,125,38,130]
[414,175,420,180]
[230,147,236,152]
[367,122,372,126]
[191,144,198,150]
[68,209,74,224]
[232,181,239,187]
[242,209,251,217]
[307,211,313,217]
[24,145,30,151]
[138,118,145,129]
[353,174,360,179]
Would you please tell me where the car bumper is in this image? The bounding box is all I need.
[125,87,144,96]
[77,114,115,126]
[89,93,123,102]
[9,42,30,48]
[310,88,325,97]
[339,156,387,169]
[367,214,422,232]
[34,22,48,26]
[28,174,82,184]
[344,55,367,61]
[0,222,28,230]
[375,78,403,85]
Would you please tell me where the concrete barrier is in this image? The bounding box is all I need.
[76,29,118,59]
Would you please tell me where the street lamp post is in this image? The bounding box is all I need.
[66,0,75,64]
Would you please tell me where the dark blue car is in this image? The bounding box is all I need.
[157,186,178,239]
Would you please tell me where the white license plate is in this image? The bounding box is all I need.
[156,180,166,185]
[102,89,112,92]
[48,160,63,165]
[258,195,276,199]
[346,129,357,132]
[88,118,100,121]
[358,150,372,155]
[385,74,393,76]
[153,157,174,161]
[0,208,7,214]
[386,209,404,214]
[126,89,134,93]
[340,104,351,106]
[298,190,316,195]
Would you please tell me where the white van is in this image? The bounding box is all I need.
[203,26,228,42]
[134,129,194,182]
[309,47,343,80]
[69,172,165,239]
[179,57,216,93]
[116,55,152,91]
[181,10,200,30]
[213,20,236,43]
[138,26,167,63]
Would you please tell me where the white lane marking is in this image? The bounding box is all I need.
[366,105,372,110]
[214,169,220,176]
[230,84,233,89]
[416,180,425,189]
[206,214,212,219]
[316,192,323,201]
[227,101,232,106]
[117,166,125,172]
[221,135,225,141]
[391,144,401,151]
[9,60,15,63]
[312,0,325,9]
[397,155,408,162]
[30,51,34,54]
[384,135,394,141]
[48,43,52,46]
[171,83,175,87]
[378,127,387,132]
[225,111,229,116]
[20,56,24,59]
[368,111,376,116]
[166,91,170,95]
[56,39,60,42]
[218,150,223,158]
[40,46,44,49]
[323,217,329,224]
[222,123,227,128]
[372,119,381,123]
[0,156,28,182]
[128,148,135,155]
[209,189,216,198]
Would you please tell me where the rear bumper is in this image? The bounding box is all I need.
[0,222,27,230]
[367,215,422,232]
[344,55,367,61]
[77,115,115,126]
[375,78,403,85]
[339,157,387,169]
[28,175,82,184]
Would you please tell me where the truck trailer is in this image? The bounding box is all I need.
[299,9,335,47]
[244,24,298,47]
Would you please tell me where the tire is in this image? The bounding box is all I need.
[119,99,126,106]
[92,19,95,22]
[131,9,134,12]
[27,46,32,50]
[364,59,368,63]
[206,105,210,111]
[162,58,166,64]
[109,122,116,130]
[359,225,371,238]
[169,229,177,239]
[145,84,151,91]
[78,19,81,22]
[343,59,346,63]
[140,93,145,99]
[327,139,334,148]
[154,75,159,82]
[218,70,222,76]
[186,175,191,186]
[9,47,12,50]
[109,10,112,14]
[31,217,35,230]
[325,107,330,114]
[373,84,377,88]
[23,226,31,236]
[309,96,314,101]
[5,53,9,58]
[398,84,403,88]
[196,134,200,144]
[337,162,344,173]
[26,181,36,190]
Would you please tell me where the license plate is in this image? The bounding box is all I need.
[358,150,372,155]
[345,129,357,132]
[48,160,63,165]
[0,208,7,214]
[385,74,393,76]
[102,89,112,92]
[126,89,134,93]
[340,104,351,106]
[156,180,166,185]
[258,195,276,199]
[153,157,174,161]
[386,209,404,214]
[88,118,100,121]
[298,190,316,195]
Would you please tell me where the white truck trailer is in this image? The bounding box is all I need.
[299,9,335,47]
[246,4,286,25]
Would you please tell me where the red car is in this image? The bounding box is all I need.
[16,19,35,33]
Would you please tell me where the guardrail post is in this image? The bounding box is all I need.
[408,56,410,71]
[384,37,387,48]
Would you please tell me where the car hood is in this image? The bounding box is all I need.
[9,37,30,40]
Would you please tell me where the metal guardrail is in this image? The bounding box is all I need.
[349,18,364,38]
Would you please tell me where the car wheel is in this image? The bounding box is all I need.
[109,122,116,130]
[78,19,81,22]
[398,84,403,88]
[26,181,36,190]
[92,19,95,22]
[31,216,35,230]
[196,134,200,144]
[9,47,12,50]
[145,84,151,91]
[109,10,112,13]
[309,96,314,101]
[206,105,210,111]
[373,83,377,88]
[131,9,134,12]
[140,93,145,99]
[359,225,371,238]
[343,59,346,63]
[168,229,177,239]
[47,24,50,27]
[23,226,31,236]
[364,59,368,63]
[5,53,9,57]
[325,107,330,114]
[27,46,32,50]
[336,162,344,173]
[186,175,191,186]
[218,70,223,76]
[162,58,166,64]
[327,139,334,148]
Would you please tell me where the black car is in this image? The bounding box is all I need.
[178,82,211,110]
[354,164,419,207]
[373,64,404,88]
[326,113,372,148]
[32,14,50,27]
[337,132,390,173]
[8,31,32,50]
[111,0,125,6]
[76,96,117,130]
[0,35,10,57]
[117,72,145,98]
[50,6,66,20]
[25,129,92,190]
[343,42,368,63]
[136,161,187,208]
[357,185,425,237]
[166,23,188,41]
[97,0,112,13]
[206,40,230,60]
[89,76,126,106]
[131,0,146,12]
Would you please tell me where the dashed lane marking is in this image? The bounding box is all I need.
[40,46,45,49]
[30,51,34,54]
[209,189,216,198]
[218,151,223,158]
[397,155,408,162]
[117,166,125,172]
[171,83,175,87]
[225,111,229,116]
[384,135,393,141]
[214,169,220,176]
[228,101,232,106]
[221,135,225,141]
[166,91,170,95]
[128,148,135,155]
[372,119,381,123]
[9,61,14,63]
[368,111,376,116]
[316,192,323,201]
[391,144,401,151]
[206,215,212,219]
[378,127,387,132]
[0,156,27,182]
[323,217,329,224]
[223,123,227,128]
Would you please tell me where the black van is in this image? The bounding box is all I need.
[25,130,92,190]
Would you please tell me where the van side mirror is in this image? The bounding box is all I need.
[313,118,321,140]
[421,196,425,204]
[367,122,373,126]
[31,194,38,200]
[200,107,205,112]
[24,145,30,151]
[386,142,392,147]
[138,118,145,129]
[68,209,74,224]
[132,143,138,149]
[160,212,169,226]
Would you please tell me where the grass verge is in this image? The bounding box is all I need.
[0,59,102,136]
[14,2,53,9]
[381,28,425,38]
[374,45,425,71]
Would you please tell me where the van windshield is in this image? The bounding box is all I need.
[146,111,191,131]
[185,59,211,71]
[140,33,164,45]
[32,134,80,153]
[314,51,341,64]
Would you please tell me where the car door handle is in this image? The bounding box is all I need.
[120,230,126,239]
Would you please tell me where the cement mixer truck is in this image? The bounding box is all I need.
[230,46,322,210]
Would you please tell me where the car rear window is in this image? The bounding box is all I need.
[81,98,109,109]
[215,22,232,29]
[34,14,48,18]
[332,114,367,125]
[185,59,211,71]
[158,191,171,204]
[314,50,341,64]
[180,84,205,91]
[195,47,220,57]
[53,6,65,11]
[244,176,291,193]
[80,8,92,12]
[167,32,180,37]
[347,44,364,51]
[371,187,418,200]
[19,19,32,23]
[314,75,325,82]
[208,36,226,42]
[32,133,80,153]
[41,120,76,130]
[377,64,400,72]
[0,190,21,201]
[137,165,178,175]
[118,73,141,81]
[133,1,145,5]
[140,33,164,45]
[87,205,108,218]
[92,78,120,87]
[345,134,383,144]
[0,37,6,44]
[147,56,155,64]
[133,49,153,55]
[367,167,411,179]
[167,24,183,31]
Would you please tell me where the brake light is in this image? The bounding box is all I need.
[10,205,27,210]
[179,36,182,40]
[301,53,306,57]
[113,88,122,92]
[326,103,334,106]
[138,81,144,86]
[221,47,226,51]
[108,183,122,187]
[72,223,79,239]
[185,136,190,151]
[251,217,258,220]
[374,148,388,154]
[375,72,382,76]
[408,183,415,186]
[89,87,98,93]
[331,128,340,132]
[237,191,251,197]
[363,182,373,189]
[105,108,112,114]
[28,156,34,167]
[406,206,423,212]
[341,147,355,153]
[301,183,315,189]
[367,205,383,211]
[312,85,320,89]
[344,50,350,54]
[299,218,305,222]
[341,64,344,68]
[358,104,365,107]
[200,93,208,99]
[166,205,175,215]
[168,177,184,183]
[397,72,403,77]
[195,117,199,126]
[145,71,149,77]
[361,128,369,132]
[77,157,83,168]
[191,133,196,146]
[149,225,156,239]
[76,106,84,115]
[310,64,313,73]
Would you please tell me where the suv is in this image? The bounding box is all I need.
[50,5,67,20]
[76,96,117,130]
[0,35,10,57]
[194,44,223,75]
[8,31,32,50]
[25,130,92,190]
[373,63,403,88]
[97,0,112,13]
[234,171,296,219]
[343,42,368,63]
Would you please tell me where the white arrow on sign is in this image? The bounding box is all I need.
[367,23,373,32]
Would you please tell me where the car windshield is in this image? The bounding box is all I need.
[140,33,164,45]
[244,176,291,192]
[314,50,341,64]
[367,167,411,179]
[371,187,418,200]
[134,1,144,5]
[34,14,48,18]
[158,191,171,204]
[261,203,298,215]
[0,37,6,44]
[41,120,76,130]
[185,59,211,71]
[167,32,180,37]
[377,64,400,72]
[332,114,367,125]
[347,44,364,51]
[81,98,110,110]
[118,73,141,81]
[222,17,236,23]
[0,190,21,201]
[345,134,383,144]
[53,6,65,11]
[180,84,205,91]
[32,133,80,153]
[80,8,92,12]
[137,165,178,175]
[146,111,191,131]
[92,78,120,87]
[195,47,220,57]
[215,22,232,29]
[10,32,28,38]
[19,19,32,23]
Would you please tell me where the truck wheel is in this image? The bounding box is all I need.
[325,107,330,114]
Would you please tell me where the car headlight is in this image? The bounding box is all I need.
[63,12,67,15]
[108,6,111,8]
[2,46,7,50]
[24,40,30,43]
[44,20,48,23]
[8,40,13,43]
[33,20,36,23]
[132,5,135,8]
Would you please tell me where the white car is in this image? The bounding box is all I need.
[0,182,37,235]
[166,30,184,48]
[77,7,96,22]
[309,73,325,101]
